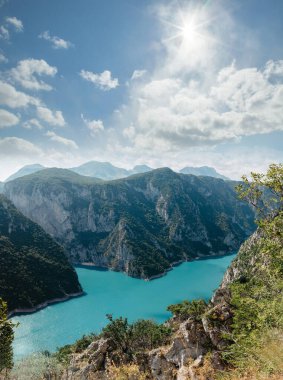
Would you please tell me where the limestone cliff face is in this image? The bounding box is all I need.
[4,168,255,279]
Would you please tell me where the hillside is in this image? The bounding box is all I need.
[4,167,255,279]
[0,194,82,313]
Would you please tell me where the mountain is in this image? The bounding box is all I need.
[0,182,3,193]
[180,166,229,180]
[71,161,153,180]
[130,164,153,175]
[4,168,255,279]
[5,164,45,182]
[0,194,82,313]
[70,161,129,180]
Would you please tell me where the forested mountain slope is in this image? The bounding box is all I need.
[0,195,82,313]
[4,167,255,279]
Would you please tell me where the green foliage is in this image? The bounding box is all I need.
[167,299,207,321]
[102,314,171,356]
[0,298,17,373]
[0,195,81,312]
[223,164,283,372]
[55,333,96,365]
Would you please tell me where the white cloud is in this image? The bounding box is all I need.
[10,59,57,91]
[6,16,23,32]
[81,114,104,136]
[23,118,44,130]
[39,31,72,49]
[80,69,119,91]
[131,70,147,80]
[0,25,9,40]
[0,109,19,128]
[0,81,41,108]
[37,106,65,127]
[0,137,42,158]
[0,53,8,63]
[46,131,78,149]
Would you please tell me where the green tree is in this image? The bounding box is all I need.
[0,298,17,376]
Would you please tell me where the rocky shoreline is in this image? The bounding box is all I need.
[8,291,84,318]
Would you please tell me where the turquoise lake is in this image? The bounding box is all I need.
[13,254,235,358]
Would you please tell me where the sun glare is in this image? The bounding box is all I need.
[181,20,198,44]
[161,4,215,55]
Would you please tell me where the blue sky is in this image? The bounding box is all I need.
[0,0,282,180]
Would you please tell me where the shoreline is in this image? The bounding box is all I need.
[8,291,85,319]
[77,251,236,281]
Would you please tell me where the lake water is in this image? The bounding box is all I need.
[13,254,235,358]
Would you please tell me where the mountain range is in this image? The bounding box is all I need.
[4,167,255,279]
[4,162,230,182]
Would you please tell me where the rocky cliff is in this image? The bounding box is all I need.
[0,194,82,313]
[4,168,255,279]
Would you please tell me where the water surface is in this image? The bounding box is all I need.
[13,254,235,358]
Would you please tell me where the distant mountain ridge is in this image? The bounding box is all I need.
[0,194,82,313]
[4,167,254,279]
[5,164,45,182]
[5,162,229,182]
[180,166,229,180]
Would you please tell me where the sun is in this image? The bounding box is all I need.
[180,20,199,45]
[161,4,214,54]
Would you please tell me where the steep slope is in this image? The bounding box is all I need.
[59,213,283,380]
[4,168,255,279]
[180,165,229,180]
[0,182,3,193]
[5,164,45,182]
[0,194,82,313]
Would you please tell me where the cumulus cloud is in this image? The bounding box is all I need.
[81,114,104,136]
[80,69,119,91]
[0,137,42,158]
[6,16,23,32]
[37,106,65,127]
[0,53,8,63]
[23,118,44,130]
[131,70,147,80]
[0,81,41,108]
[0,109,19,128]
[39,30,72,49]
[10,59,57,91]
[0,26,9,40]
[122,60,283,151]
[46,131,78,149]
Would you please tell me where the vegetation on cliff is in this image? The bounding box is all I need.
[0,194,82,313]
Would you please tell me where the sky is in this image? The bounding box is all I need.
[0,0,282,181]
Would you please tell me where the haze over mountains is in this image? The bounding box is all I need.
[4,161,230,182]
[4,167,254,279]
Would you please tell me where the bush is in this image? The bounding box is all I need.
[102,314,171,356]
[167,299,207,321]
